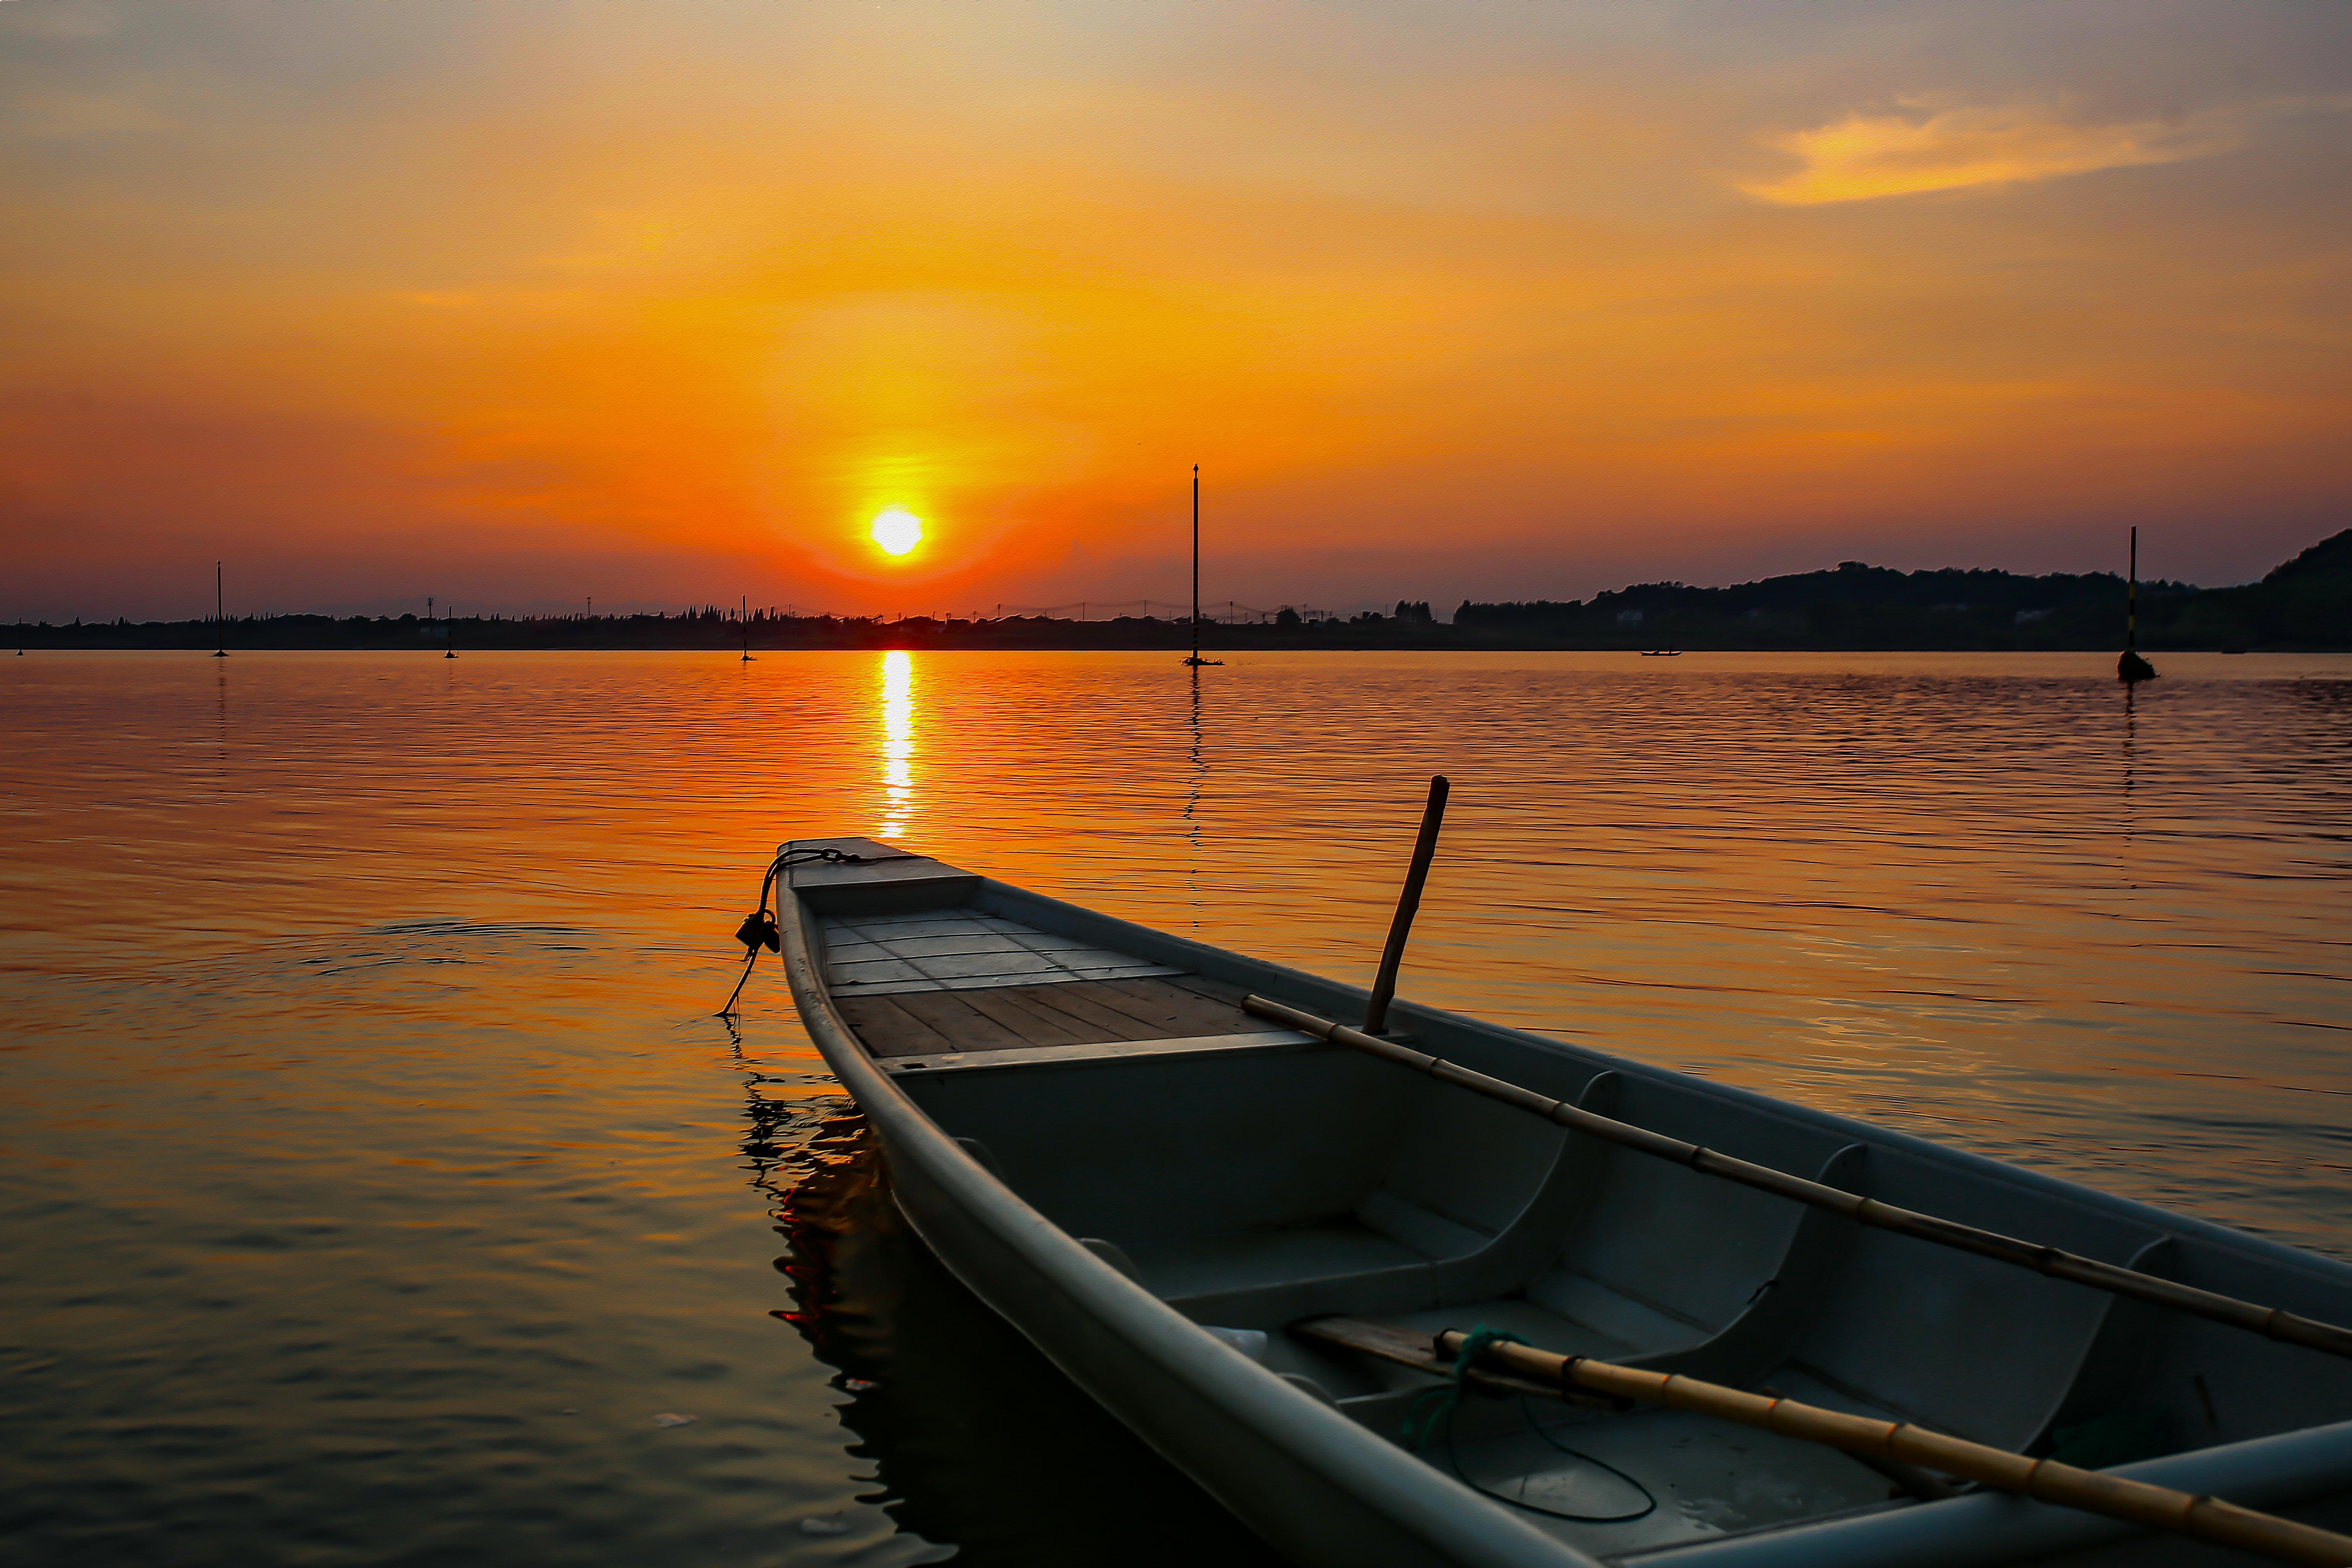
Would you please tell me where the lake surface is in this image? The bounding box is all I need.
[5,649,2349,1565]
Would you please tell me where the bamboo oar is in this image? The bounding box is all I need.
[1241,993,2352,1361]
[1294,1315,1967,1500]
[1425,1325,2352,1568]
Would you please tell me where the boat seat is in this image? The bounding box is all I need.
[1242,1298,1649,1409]
[1129,1224,1431,1303]
[1274,1284,1679,1400]
[1367,1297,1646,1364]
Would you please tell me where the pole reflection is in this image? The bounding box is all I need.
[879,649,915,840]
[1184,666,1204,927]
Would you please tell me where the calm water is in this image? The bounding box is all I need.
[4,649,2349,1565]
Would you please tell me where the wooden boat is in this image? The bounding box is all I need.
[778,837,2352,1568]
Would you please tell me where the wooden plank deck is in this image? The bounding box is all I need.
[819,907,1183,997]
[837,974,1262,1059]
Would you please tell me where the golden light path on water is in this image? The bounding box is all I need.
[879,648,915,839]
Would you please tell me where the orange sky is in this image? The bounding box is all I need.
[4,1,2348,618]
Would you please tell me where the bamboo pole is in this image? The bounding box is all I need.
[1364,775,1448,1035]
[1430,1328,2352,1568]
[1241,993,2352,1361]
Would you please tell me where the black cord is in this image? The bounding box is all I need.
[715,846,923,1017]
[1433,1393,1658,1524]
[1405,1328,1656,1525]
[717,943,763,1018]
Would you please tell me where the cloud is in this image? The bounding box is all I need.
[1743,96,2350,205]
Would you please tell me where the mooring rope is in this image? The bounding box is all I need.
[716,845,922,1017]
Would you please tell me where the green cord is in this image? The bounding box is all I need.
[1406,1326,1657,1525]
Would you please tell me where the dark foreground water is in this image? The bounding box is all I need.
[3,649,2348,1565]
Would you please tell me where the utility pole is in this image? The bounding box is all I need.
[213,562,227,657]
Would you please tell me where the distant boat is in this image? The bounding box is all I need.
[1640,650,1682,657]
[781,840,2352,1568]
[2119,527,2157,684]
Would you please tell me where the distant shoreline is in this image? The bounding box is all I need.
[19,525,2347,654]
[11,619,2347,655]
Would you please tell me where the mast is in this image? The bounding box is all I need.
[2127,527,2137,651]
[1191,464,1200,665]
[213,561,227,657]
[2118,525,2156,683]
[1181,465,1219,666]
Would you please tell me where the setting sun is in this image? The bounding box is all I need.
[870,509,924,558]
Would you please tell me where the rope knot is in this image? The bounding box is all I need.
[1403,1326,1526,1449]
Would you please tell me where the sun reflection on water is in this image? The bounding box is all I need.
[878,649,915,838]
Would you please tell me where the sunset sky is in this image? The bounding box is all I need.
[5,1,2347,619]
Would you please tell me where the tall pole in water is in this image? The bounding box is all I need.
[1182,465,1218,666]
[1191,464,1200,665]
[213,562,227,657]
[741,594,752,662]
[2119,526,2156,683]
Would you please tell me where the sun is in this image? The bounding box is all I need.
[870,509,924,557]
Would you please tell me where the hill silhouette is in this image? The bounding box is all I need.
[1453,530,2347,650]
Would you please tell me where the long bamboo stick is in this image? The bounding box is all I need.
[1430,1327,2352,1568]
[1241,993,2352,1361]
[1295,1315,1960,1500]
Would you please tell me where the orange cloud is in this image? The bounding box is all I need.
[1743,97,2350,205]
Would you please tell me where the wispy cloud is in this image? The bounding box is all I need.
[1743,96,2349,205]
